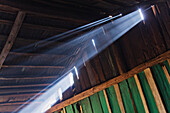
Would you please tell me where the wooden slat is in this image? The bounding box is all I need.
[0,75,59,80]
[119,80,135,113]
[144,68,166,113]
[102,89,112,113]
[168,59,170,66]
[1,65,65,69]
[162,65,170,84]
[46,50,170,112]
[0,11,25,69]
[114,84,125,113]
[127,77,145,113]
[106,86,121,113]
[134,74,149,113]
[0,83,49,88]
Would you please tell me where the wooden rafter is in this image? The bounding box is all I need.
[1,65,65,69]
[0,11,25,69]
[46,50,170,113]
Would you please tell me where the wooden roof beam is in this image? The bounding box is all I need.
[0,11,25,69]
[46,50,170,112]
[1,65,65,69]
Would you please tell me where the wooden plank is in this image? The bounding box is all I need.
[98,90,111,113]
[127,77,145,113]
[46,50,170,112]
[134,75,149,113]
[80,98,93,113]
[113,84,125,113]
[0,83,49,88]
[164,60,170,74]
[106,86,121,113]
[151,65,170,112]
[144,68,166,113]
[1,65,65,69]
[72,102,81,113]
[0,11,25,69]
[89,93,103,113]
[162,65,170,84]
[138,71,159,113]
[119,80,135,113]
[65,105,74,113]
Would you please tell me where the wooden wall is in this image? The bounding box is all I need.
[56,60,170,113]
[61,2,170,102]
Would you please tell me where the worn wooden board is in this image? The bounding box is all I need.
[151,65,170,112]
[119,80,135,113]
[106,86,121,113]
[127,77,145,113]
[138,71,159,113]
[80,98,93,113]
[98,90,110,113]
[89,93,103,113]
[65,105,74,113]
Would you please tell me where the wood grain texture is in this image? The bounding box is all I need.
[0,11,25,68]
[144,68,166,113]
[134,74,149,113]
[113,84,125,113]
[46,50,170,113]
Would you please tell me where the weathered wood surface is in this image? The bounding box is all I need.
[46,50,170,113]
[0,11,25,68]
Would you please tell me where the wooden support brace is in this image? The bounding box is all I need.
[0,11,25,69]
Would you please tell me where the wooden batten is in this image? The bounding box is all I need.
[134,74,149,113]
[113,84,125,113]
[162,65,170,84]
[103,89,112,113]
[144,68,166,113]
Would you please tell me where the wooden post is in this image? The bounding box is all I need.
[0,11,25,69]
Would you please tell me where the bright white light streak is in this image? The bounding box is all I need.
[92,39,98,52]
[109,15,112,18]
[138,9,144,20]
[74,66,79,79]
[69,72,74,86]
[58,88,62,100]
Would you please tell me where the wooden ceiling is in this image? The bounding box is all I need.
[0,0,168,112]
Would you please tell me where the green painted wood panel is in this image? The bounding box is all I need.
[73,102,80,113]
[106,86,121,113]
[53,111,59,113]
[138,71,159,113]
[164,60,170,74]
[127,77,145,113]
[90,93,103,113]
[119,80,135,113]
[151,65,170,112]
[65,105,74,113]
[98,90,109,113]
[80,98,93,113]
